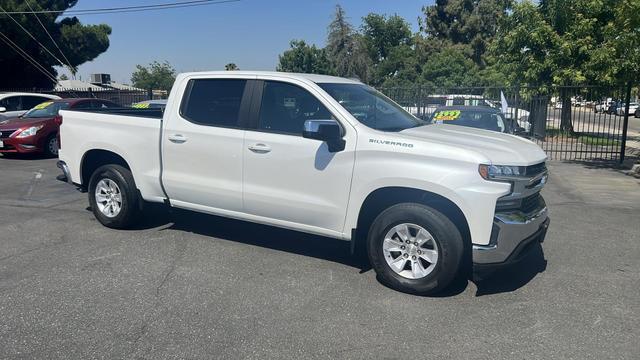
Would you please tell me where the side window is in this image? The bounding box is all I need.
[21,96,52,110]
[0,96,21,111]
[258,81,334,135]
[93,100,118,108]
[73,101,93,109]
[181,79,247,128]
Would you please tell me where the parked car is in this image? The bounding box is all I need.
[0,92,60,120]
[57,71,549,295]
[0,98,119,156]
[554,102,563,110]
[616,102,639,116]
[132,99,168,111]
[428,106,525,135]
[607,102,621,115]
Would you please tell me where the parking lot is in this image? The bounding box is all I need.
[0,155,639,359]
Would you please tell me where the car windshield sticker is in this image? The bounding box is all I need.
[132,103,150,109]
[433,110,461,121]
[33,101,53,110]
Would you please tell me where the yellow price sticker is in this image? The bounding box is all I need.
[33,101,53,110]
[132,103,150,109]
[433,110,461,121]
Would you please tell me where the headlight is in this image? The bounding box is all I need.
[478,164,523,180]
[16,125,44,138]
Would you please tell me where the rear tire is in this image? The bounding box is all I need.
[367,203,464,295]
[88,164,140,229]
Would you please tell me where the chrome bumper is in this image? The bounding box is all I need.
[472,197,549,265]
[56,160,73,185]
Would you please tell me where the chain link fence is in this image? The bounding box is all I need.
[0,87,152,107]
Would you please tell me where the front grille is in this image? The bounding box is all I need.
[0,129,17,139]
[520,192,542,213]
[524,162,547,176]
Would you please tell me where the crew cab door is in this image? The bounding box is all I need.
[161,77,253,213]
[242,79,356,237]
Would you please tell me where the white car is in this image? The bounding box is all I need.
[0,92,61,119]
[57,71,549,295]
[616,102,638,116]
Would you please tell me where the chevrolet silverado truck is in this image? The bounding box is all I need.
[57,71,549,295]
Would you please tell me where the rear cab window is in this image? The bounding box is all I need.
[180,79,248,128]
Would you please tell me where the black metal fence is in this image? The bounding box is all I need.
[0,87,152,107]
[381,84,637,161]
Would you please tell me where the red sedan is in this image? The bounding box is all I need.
[0,98,119,157]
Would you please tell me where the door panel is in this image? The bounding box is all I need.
[161,78,251,212]
[242,80,356,234]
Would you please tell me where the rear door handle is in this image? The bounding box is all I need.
[168,134,187,143]
[248,143,271,153]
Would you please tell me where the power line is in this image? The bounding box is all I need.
[0,5,68,69]
[0,0,240,16]
[24,0,76,74]
[0,31,59,84]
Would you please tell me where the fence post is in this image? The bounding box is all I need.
[619,81,632,163]
[147,88,153,100]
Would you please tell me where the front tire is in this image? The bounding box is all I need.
[44,134,59,157]
[88,164,140,229]
[367,203,464,295]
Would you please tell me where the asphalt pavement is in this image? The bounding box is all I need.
[0,155,638,359]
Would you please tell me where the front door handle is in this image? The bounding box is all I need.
[168,134,187,143]
[248,143,271,153]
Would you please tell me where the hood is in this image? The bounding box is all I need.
[0,116,51,129]
[399,124,547,165]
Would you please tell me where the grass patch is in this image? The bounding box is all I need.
[544,128,620,146]
[577,135,620,147]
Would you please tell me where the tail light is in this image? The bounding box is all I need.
[54,115,62,150]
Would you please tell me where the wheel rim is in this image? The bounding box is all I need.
[382,223,439,280]
[95,178,123,218]
[48,137,58,156]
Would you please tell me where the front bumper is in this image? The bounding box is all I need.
[0,136,43,153]
[472,196,549,275]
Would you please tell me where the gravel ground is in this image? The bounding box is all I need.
[0,155,638,359]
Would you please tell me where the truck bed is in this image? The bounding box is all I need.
[58,108,166,203]
[67,107,164,119]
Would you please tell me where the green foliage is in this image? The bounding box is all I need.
[225,63,239,70]
[131,61,176,91]
[0,0,111,88]
[277,40,332,74]
[420,0,512,66]
[419,47,482,87]
[59,74,68,80]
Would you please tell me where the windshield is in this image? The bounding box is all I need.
[430,109,507,133]
[318,83,426,132]
[23,101,70,118]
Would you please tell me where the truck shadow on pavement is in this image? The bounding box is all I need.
[130,203,547,297]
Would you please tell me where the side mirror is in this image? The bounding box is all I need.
[0,107,6,113]
[303,119,345,153]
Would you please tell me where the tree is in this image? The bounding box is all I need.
[225,63,239,71]
[420,0,512,67]
[419,47,482,88]
[131,61,176,92]
[361,13,414,86]
[277,40,332,74]
[325,5,370,81]
[0,1,111,88]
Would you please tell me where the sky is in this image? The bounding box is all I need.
[56,0,431,83]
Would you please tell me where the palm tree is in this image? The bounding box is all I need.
[225,63,239,71]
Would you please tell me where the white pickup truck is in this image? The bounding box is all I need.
[57,71,549,295]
